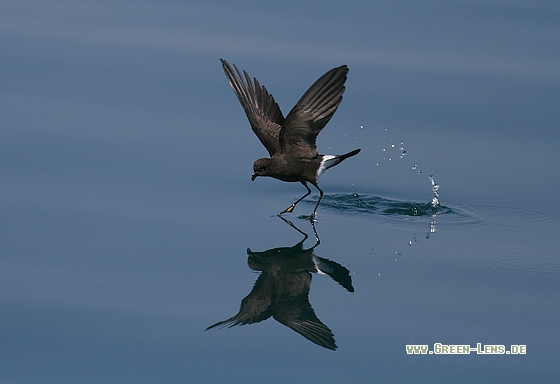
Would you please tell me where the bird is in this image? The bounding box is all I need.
[205,234,354,350]
[221,59,361,218]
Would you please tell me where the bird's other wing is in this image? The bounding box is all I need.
[221,59,284,157]
[280,65,348,159]
[204,273,273,330]
[282,311,337,350]
[273,272,337,350]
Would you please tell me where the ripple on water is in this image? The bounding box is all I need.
[460,205,557,227]
[307,193,556,227]
[306,193,559,272]
[312,193,447,216]
[307,193,466,222]
[485,253,560,273]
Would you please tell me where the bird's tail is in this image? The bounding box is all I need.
[329,148,361,168]
[318,148,361,177]
[338,148,361,162]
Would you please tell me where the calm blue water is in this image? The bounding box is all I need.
[2,1,560,382]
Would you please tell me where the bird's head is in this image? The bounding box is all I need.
[252,158,272,181]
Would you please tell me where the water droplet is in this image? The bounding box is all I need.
[429,175,441,207]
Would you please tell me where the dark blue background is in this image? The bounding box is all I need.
[2,1,559,382]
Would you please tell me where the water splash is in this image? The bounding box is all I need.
[373,130,407,169]
[309,193,450,218]
[429,175,440,207]
[399,140,407,159]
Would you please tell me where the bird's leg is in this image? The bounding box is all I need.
[277,215,309,240]
[310,184,324,219]
[279,182,311,215]
[310,220,320,245]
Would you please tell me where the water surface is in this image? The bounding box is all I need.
[2,1,560,382]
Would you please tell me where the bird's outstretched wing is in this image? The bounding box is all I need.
[281,312,336,351]
[273,272,337,350]
[205,273,273,330]
[280,65,348,159]
[221,59,284,157]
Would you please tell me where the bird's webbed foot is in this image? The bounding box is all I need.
[279,203,296,215]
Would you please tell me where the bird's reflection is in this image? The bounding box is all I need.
[206,217,353,350]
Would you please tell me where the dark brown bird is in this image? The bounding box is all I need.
[205,233,354,350]
[221,59,361,218]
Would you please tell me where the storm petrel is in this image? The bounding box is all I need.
[221,59,361,217]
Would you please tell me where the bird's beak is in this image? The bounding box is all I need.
[251,173,257,181]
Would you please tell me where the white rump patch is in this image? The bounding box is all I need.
[316,155,338,178]
[313,256,332,275]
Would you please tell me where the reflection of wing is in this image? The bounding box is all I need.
[205,273,273,330]
[273,272,337,350]
[221,59,284,157]
[280,65,348,159]
[279,308,337,351]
